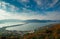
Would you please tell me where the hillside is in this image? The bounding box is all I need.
[23,24,60,39]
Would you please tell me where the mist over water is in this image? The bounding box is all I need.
[0,22,25,28]
[6,22,60,31]
[0,19,60,31]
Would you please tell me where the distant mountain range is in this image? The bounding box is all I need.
[0,19,60,24]
[24,19,60,23]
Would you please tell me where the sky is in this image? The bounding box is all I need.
[0,0,60,20]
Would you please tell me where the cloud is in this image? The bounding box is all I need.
[23,11,60,20]
[0,9,25,20]
[0,9,60,20]
[0,1,1,5]
[9,4,19,12]
[0,9,41,20]
[34,0,59,10]
[0,1,60,20]
[21,0,29,2]
[0,1,19,12]
[18,0,29,3]
[45,0,59,9]
[0,9,38,20]
[50,0,58,7]
[0,2,6,9]
[41,12,60,20]
[34,0,42,6]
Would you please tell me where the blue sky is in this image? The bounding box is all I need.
[0,0,60,20]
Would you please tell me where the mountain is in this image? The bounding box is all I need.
[0,19,60,24]
[24,19,59,23]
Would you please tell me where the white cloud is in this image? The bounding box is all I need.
[1,2,6,9]
[24,11,60,20]
[45,0,59,9]
[0,1,19,12]
[0,9,42,20]
[17,0,29,3]
[50,0,58,7]
[9,5,18,12]
[34,0,42,6]
[0,9,38,20]
[21,0,29,2]
[0,9,60,20]
[0,2,1,5]
[41,12,60,20]
[0,9,24,20]
[19,11,60,20]
[34,0,59,10]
